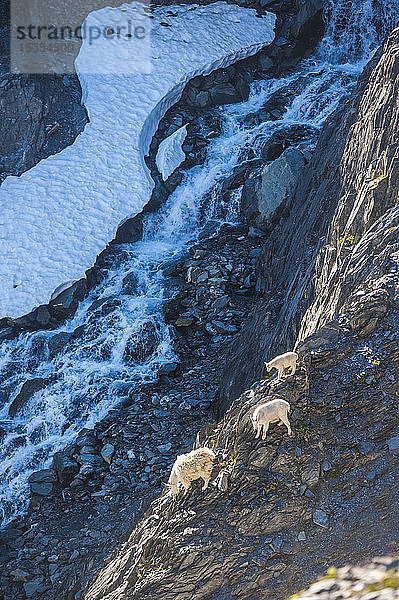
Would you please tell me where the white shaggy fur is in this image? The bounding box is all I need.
[168,447,216,496]
[265,351,298,381]
[251,398,292,439]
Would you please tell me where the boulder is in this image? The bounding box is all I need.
[28,469,57,483]
[121,272,139,295]
[48,331,72,358]
[115,214,143,243]
[241,148,305,231]
[53,451,79,485]
[210,83,242,105]
[49,279,87,314]
[101,444,115,464]
[30,482,53,496]
[158,362,179,376]
[122,322,160,364]
[8,378,49,417]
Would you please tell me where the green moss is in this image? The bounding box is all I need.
[381,575,399,589]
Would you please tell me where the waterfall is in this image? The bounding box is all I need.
[0,0,398,528]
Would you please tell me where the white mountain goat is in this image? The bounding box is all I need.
[265,351,298,381]
[251,398,292,439]
[168,447,215,496]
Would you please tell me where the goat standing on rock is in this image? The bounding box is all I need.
[265,351,298,381]
[251,398,292,439]
[168,447,215,497]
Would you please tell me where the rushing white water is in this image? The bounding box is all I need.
[0,0,398,528]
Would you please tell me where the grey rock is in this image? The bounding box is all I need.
[48,331,72,357]
[80,445,97,454]
[387,435,399,452]
[50,279,87,313]
[28,469,57,484]
[101,444,115,464]
[158,362,179,376]
[77,454,103,467]
[123,322,160,363]
[157,443,172,453]
[121,272,139,295]
[301,459,320,488]
[115,214,143,243]
[8,378,49,417]
[210,83,241,105]
[24,578,44,597]
[30,482,53,496]
[241,148,305,232]
[211,321,239,335]
[358,440,374,455]
[258,54,274,71]
[53,451,79,485]
[10,568,30,581]
[215,470,230,492]
[312,509,329,528]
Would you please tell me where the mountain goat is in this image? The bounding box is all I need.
[168,447,215,496]
[265,351,298,381]
[251,398,292,439]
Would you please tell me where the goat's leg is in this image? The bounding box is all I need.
[290,362,297,376]
[262,422,270,440]
[180,477,191,493]
[281,414,292,436]
[255,423,262,438]
[202,473,211,490]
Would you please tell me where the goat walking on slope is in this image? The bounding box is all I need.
[251,397,292,439]
[265,351,298,381]
[168,447,215,497]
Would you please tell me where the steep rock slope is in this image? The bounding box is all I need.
[81,28,399,600]
[220,27,399,410]
[81,226,399,600]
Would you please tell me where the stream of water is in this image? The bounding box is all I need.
[0,0,397,528]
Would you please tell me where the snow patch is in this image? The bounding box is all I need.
[0,1,275,318]
[156,124,188,181]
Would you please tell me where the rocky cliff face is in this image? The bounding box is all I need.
[80,27,399,600]
[220,27,399,410]
[0,1,87,181]
[0,73,88,182]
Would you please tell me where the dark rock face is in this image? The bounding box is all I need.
[123,322,160,364]
[8,377,49,417]
[241,147,306,231]
[48,332,73,358]
[220,28,399,410]
[0,74,88,183]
